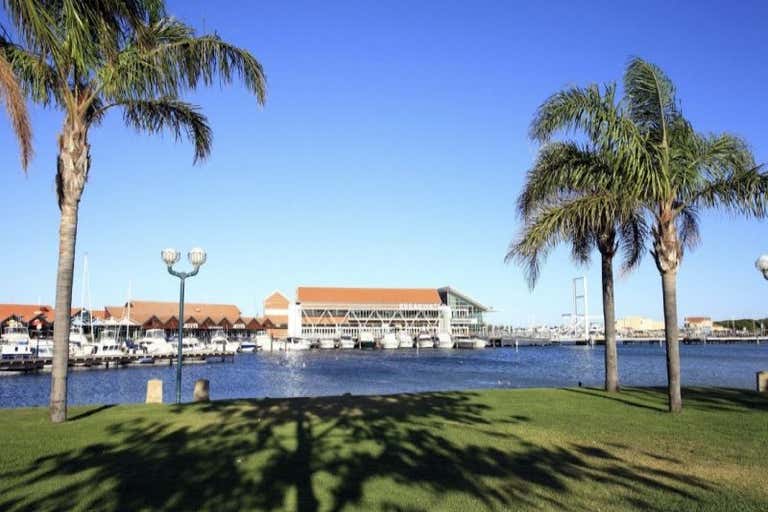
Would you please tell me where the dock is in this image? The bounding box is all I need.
[0,350,236,373]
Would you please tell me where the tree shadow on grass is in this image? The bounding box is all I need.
[0,391,725,511]
[562,386,768,414]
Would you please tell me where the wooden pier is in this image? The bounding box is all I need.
[0,351,236,373]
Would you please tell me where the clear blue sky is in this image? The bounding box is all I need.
[1,0,767,324]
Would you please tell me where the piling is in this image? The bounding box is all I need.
[193,379,210,402]
[757,371,768,393]
[146,379,163,404]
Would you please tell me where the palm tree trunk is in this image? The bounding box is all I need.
[601,252,619,392]
[49,201,78,422]
[49,116,90,423]
[661,270,682,412]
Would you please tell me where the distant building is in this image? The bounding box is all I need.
[616,316,664,334]
[684,316,713,335]
[0,304,55,337]
[262,291,290,338]
[282,286,490,338]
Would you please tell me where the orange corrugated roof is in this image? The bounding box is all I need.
[297,287,441,305]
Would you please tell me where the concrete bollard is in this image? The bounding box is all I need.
[193,379,210,402]
[146,379,163,404]
[757,371,768,393]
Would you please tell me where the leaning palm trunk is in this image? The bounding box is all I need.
[600,251,619,392]
[50,116,89,423]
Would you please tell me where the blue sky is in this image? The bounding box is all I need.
[1,0,767,324]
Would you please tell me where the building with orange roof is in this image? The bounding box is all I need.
[281,286,490,338]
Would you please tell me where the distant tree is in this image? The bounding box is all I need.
[1,0,266,422]
[507,83,647,393]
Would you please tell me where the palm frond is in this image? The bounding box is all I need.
[518,142,611,219]
[677,206,700,254]
[111,97,212,162]
[617,209,648,274]
[623,57,678,144]
[100,18,266,105]
[0,37,59,104]
[0,52,32,169]
[507,193,623,288]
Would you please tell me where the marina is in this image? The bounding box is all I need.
[1,343,766,408]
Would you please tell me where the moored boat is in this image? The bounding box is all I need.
[318,338,336,349]
[380,333,399,349]
[358,331,375,348]
[92,328,125,356]
[136,329,174,357]
[455,336,486,349]
[415,332,434,348]
[273,338,311,351]
[1,325,34,360]
[435,332,453,349]
[338,335,356,349]
[397,331,413,349]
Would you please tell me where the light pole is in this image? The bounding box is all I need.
[162,247,207,404]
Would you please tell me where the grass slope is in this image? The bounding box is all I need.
[0,387,766,511]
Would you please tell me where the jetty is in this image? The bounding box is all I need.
[0,350,236,373]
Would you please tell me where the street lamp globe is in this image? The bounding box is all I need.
[756,254,768,280]
[188,247,207,268]
[161,248,181,266]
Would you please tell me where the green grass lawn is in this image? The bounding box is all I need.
[1,387,766,511]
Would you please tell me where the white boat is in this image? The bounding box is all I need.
[318,338,336,349]
[136,329,174,357]
[33,338,54,358]
[435,332,453,349]
[272,338,311,351]
[415,333,434,348]
[210,328,239,353]
[92,328,124,356]
[380,333,399,349]
[339,335,356,349]
[254,333,273,351]
[168,333,207,355]
[240,334,258,352]
[455,336,486,349]
[397,331,413,349]
[1,325,34,359]
[358,331,375,348]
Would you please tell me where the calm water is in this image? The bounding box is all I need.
[1,344,767,408]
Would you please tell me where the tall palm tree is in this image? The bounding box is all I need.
[0,52,31,168]
[1,0,266,422]
[621,58,767,412]
[532,58,768,412]
[507,84,646,392]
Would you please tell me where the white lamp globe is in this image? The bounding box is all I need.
[188,247,207,267]
[161,248,181,266]
[756,254,768,279]
[756,255,768,271]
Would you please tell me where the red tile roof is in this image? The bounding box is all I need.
[0,304,55,324]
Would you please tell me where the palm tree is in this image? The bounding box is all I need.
[621,58,767,412]
[531,58,768,412]
[507,84,646,393]
[1,0,266,422]
[0,52,31,168]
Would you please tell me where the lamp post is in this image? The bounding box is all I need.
[162,247,207,404]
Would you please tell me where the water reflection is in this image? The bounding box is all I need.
[0,343,766,408]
